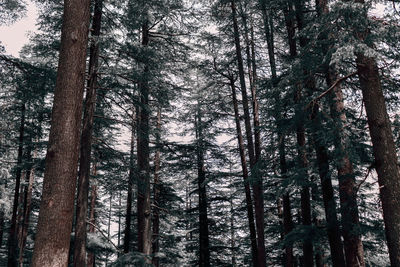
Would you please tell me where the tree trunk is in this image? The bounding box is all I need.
[124,111,136,254]
[86,164,97,267]
[260,3,295,265]
[230,2,266,266]
[326,69,365,267]
[311,105,346,267]
[152,107,161,267]
[356,48,400,267]
[283,2,314,265]
[196,105,210,267]
[18,148,35,266]
[229,78,258,266]
[351,1,400,265]
[31,0,91,265]
[279,133,295,267]
[105,193,112,267]
[73,0,103,265]
[137,21,152,259]
[313,1,365,265]
[8,103,25,267]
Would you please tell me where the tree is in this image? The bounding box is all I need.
[31,0,91,265]
[73,0,104,265]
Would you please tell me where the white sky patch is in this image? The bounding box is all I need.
[0,0,38,57]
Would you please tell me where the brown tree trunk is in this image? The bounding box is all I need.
[229,77,258,266]
[8,103,25,267]
[31,0,91,265]
[356,49,400,267]
[351,2,400,266]
[314,1,365,265]
[196,105,210,267]
[231,2,266,266]
[124,111,136,254]
[73,0,103,265]
[152,107,161,267]
[326,70,365,267]
[86,164,97,267]
[137,21,152,259]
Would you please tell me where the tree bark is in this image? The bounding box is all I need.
[152,107,161,267]
[350,1,400,265]
[31,0,91,265]
[73,0,103,265]
[196,104,210,267]
[356,50,400,267]
[137,21,152,259]
[229,77,258,266]
[8,103,25,267]
[231,2,266,266]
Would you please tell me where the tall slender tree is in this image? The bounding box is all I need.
[73,0,103,265]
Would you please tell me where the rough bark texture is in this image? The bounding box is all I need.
[8,103,25,267]
[31,0,91,265]
[352,1,400,265]
[231,2,266,266]
[73,0,103,265]
[137,21,152,258]
[356,53,400,266]
[196,106,210,267]
[152,107,161,267]
[230,78,258,266]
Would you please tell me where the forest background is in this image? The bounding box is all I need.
[1,0,400,266]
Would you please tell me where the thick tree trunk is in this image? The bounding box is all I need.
[137,21,152,259]
[124,112,136,254]
[152,107,161,267]
[230,78,258,266]
[31,0,91,265]
[196,105,210,267]
[356,53,400,267]
[231,2,266,266]
[8,103,25,267]
[351,1,400,265]
[73,0,103,265]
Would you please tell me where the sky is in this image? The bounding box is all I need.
[0,0,38,57]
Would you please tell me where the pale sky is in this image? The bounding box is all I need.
[0,0,38,57]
